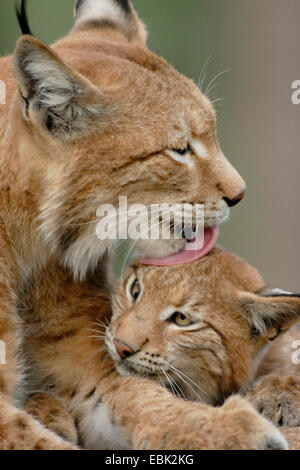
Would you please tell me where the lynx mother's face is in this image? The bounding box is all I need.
[13,0,245,277]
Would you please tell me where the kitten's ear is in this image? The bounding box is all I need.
[74,0,147,45]
[13,35,111,139]
[240,288,300,341]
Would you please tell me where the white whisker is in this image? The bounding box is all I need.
[164,360,207,401]
[198,55,212,91]
[205,68,230,97]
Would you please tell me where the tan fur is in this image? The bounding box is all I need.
[0,399,75,450]
[0,0,246,449]
[247,374,300,426]
[14,249,291,450]
[281,427,300,450]
[106,247,300,447]
[25,393,78,445]
[108,248,299,401]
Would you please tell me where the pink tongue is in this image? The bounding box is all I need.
[141,226,219,267]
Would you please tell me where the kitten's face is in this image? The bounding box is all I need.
[106,248,300,405]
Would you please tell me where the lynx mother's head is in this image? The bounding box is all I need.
[12,0,245,277]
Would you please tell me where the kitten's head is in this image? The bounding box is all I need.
[106,247,300,404]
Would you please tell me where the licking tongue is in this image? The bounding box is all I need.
[141,225,219,267]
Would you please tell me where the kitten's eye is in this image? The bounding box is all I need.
[172,312,192,327]
[130,279,141,302]
[173,145,192,156]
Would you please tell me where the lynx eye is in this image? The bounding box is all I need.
[172,312,193,327]
[173,145,192,156]
[130,278,141,302]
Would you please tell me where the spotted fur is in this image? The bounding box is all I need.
[20,249,299,450]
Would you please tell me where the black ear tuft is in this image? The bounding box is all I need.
[16,0,33,36]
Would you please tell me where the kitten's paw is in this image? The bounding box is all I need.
[133,396,288,450]
[214,396,288,450]
[247,374,300,427]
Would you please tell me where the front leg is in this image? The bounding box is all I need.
[79,370,288,450]
[247,374,300,427]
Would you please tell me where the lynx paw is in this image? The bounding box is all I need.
[209,396,288,450]
[247,375,300,427]
[133,396,288,450]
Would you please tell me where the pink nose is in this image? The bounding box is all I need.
[113,339,135,359]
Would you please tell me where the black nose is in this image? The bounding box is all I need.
[223,189,246,208]
[113,339,136,359]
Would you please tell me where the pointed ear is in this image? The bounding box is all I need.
[240,288,300,341]
[74,0,147,44]
[13,35,110,139]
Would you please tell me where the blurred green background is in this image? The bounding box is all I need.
[0,0,299,289]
